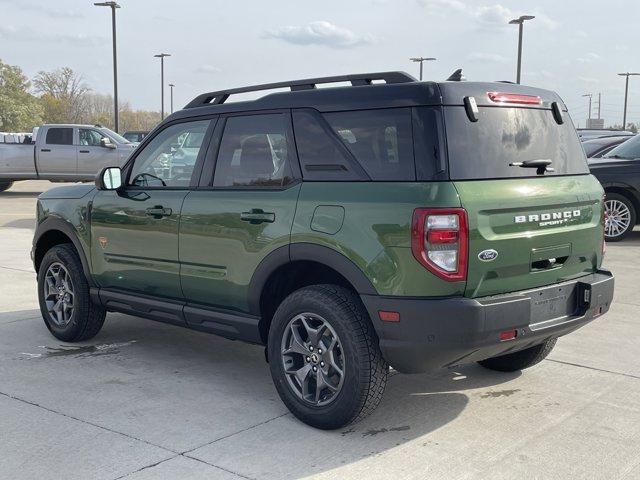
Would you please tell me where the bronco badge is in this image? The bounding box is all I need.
[478,249,498,262]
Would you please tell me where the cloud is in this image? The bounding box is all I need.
[195,65,222,74]
[0,25,105,46]
[264,21,374,48]
[0,0,83,19]
[578,76,600,84]
[417,1,558,31]
[467,52,509,63]
[577,53,602,64]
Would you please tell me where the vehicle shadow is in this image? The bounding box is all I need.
[2,218,35,229]
[2,310,522,479]
[0,191,44,198]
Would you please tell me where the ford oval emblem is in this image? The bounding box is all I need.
[478,249,498,262]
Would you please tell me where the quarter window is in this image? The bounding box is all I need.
[128,120,210,188]
[213,114,292,187]
[45,128,73,145]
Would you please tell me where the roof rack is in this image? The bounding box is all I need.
[184,71,417,109]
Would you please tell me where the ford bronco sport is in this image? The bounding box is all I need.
[32,72,614,429]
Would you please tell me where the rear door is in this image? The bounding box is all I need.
[38,127,77,177]
[179,111,300,313]
[442,102,604,298]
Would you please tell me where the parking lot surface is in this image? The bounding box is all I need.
[1,181,639,480]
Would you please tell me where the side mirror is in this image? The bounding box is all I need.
[101,137,116,149]
[96,166,122,190]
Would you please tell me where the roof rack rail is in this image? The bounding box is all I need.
[184,71,417,109]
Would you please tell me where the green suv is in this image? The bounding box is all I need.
[32,72,614,429]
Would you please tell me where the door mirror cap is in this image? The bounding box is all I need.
[96,166,123,191]
[101,137,116,149]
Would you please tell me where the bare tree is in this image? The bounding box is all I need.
[33,67,90,123]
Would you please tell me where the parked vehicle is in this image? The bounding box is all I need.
[122,130,149,143]
[589,134,640,240]
[582,135,632,158]
[32,72,614,429]
[577,129,635,141]
[0,124,135,192]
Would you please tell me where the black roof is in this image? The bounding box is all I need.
[170,71,565,121]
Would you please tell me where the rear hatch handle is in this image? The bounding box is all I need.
[509,158,554,174]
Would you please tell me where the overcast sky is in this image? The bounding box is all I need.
[1,0,639,127]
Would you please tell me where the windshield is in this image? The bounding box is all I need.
[99,127,131,144]
[444,107,588,180]
[582,141,605,156]
[604,135,640,159]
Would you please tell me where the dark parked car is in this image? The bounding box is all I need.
[577,129,635,141]
[583,135,632,158]
[589,134,640,240]
[122,130,149,143]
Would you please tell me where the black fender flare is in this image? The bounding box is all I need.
[33,216,95,287]
[247,242,377,316]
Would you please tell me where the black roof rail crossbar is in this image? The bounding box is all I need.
[184,71,417,109]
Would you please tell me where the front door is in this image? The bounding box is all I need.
[77,128,116,176]
[90,119,213,300]
[180,112,300,313]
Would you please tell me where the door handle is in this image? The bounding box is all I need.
[79,150,90,153]
[145,206,172,218]
[240,209,275,224]
[41,148,51,152]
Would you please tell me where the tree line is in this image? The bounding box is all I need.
[0,59,160,133]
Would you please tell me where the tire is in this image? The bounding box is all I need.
[604,192,636,241]
[268,285,388,430]
[37,244,106,342]
[478,338,557,372]
[0,180,13,192]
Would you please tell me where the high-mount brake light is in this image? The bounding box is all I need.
[411,208,468,282]
[487,92,541,105]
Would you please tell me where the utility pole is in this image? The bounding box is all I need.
[582,93,593,127]
[597,93,601,119]
[154,53,171,120]
[169,83,175,114]
[409,57,436,81]
[94,1,121,132]
[618,72,640,130]
[508,15,535,84]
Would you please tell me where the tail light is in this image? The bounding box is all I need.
[411,208,468,281]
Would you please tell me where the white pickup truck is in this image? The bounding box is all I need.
[0,124,136,192]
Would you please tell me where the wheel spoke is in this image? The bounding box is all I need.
[283,323,308,356]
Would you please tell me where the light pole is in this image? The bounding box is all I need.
[94,1,121,132]
[508,15,535,84]
[582,93,593,128]
[618,72,640,130]
[169,83,175,114]
[409,57,436,81]
[154,53,171,119]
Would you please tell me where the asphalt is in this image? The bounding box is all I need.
[0,180,639,480]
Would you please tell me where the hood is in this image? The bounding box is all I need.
[39,183,96,200]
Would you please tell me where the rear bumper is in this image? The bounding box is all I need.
[361,270,614,374]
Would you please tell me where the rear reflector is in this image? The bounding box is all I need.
[379,311,400,322]
[487,92,541,105]
[499,330,518,341]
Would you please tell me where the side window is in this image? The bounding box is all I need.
[413,107,446,180]
[213,114,292,187]
[324,108,415,181]
[292,109,365,181]
[45,128,73,146]
[78,129,103,146]
[128,120,210,188]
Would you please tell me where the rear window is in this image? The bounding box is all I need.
[444,107,588,180]
[46,127,73,146]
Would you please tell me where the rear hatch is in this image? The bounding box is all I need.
[441,86,604,298]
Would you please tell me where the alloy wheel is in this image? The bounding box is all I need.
[605,199,631,239]
[43,262,75,327]
[280,313,345,407]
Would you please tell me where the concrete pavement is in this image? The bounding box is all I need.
[0,181,638,480]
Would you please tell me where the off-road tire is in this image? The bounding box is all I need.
[0,180,13,192]
[268,285,388,430]
[478,338,557,372]
[38,244,106,342]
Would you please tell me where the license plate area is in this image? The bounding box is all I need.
[530,283,577,325]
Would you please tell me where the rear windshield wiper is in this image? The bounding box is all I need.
[509,159,554,174]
